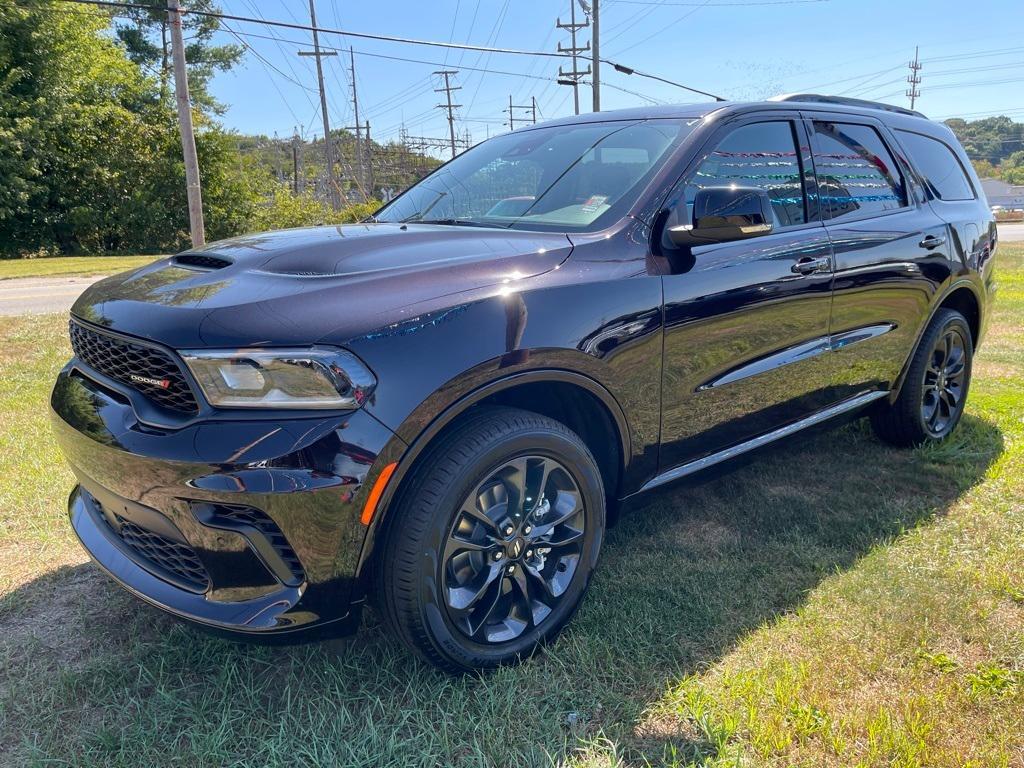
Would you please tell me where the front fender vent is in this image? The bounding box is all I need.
[194,503,305,586]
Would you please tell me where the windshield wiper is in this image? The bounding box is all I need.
[415,218,490,227]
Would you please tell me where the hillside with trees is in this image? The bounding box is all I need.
[944,116,1024,183]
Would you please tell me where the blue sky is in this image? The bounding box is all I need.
[207,0,1024,150]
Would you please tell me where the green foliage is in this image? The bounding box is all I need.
[248,185,380,232]
[0,2,263,256]
[999,151,1024,185]
[113,0,242,114]
[945,116,1024,166]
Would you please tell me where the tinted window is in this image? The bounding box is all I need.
[683,121,806,228]
[375,119,695,232]
[812,122,906,220]
[897,130,975,201]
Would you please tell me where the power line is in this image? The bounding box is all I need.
[611,0,832,4]
[434,70,463,158]
[56,0,723,101]
[57,0,574,59]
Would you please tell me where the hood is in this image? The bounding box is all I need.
[71,223,571,347]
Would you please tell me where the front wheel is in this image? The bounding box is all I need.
[871,308,973,447]
[374,406,605,673]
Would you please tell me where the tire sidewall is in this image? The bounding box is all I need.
[912,312,973,440]
[413,429,605,670]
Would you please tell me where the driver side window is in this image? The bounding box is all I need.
[686,121,807,228]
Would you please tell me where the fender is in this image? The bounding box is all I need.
[351,366,632,582]
[888,276,984,402]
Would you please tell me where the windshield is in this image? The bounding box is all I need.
[375,119,698,232]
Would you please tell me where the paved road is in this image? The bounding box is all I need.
[998,222,1024,242]
[0,275,104,317]
[2,225,1022,317]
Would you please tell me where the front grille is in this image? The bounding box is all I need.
[207,505,305,584]
[69,320,199,414]
[115,518,210,592]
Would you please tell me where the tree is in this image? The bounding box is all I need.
[945,116,1024,167]
[1001,151,1024,186]
[0,1,258,255]
[114,0,242,114]
[970,159,997,179]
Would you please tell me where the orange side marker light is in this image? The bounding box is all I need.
[360,461,397,525]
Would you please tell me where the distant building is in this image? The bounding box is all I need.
[980,178,1024,210]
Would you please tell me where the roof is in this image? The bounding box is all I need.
[981,178,1024,196]
[526,96,935,132]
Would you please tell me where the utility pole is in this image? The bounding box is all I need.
[292,131,301,194]
[167,0,205,247]
[591,0,600,112]
[364,120,374,198]
[506,96,537,130]
[906,46,922,110]
[434,70,462,159]
[347,47,366,201]
[298,0,340,210]
[557,1,590,115]
[576,0,600,111]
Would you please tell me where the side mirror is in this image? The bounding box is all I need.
[668,186,775,246]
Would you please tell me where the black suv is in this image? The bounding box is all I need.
[51,95,996,672]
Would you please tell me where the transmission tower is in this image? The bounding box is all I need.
[906,46,922,110]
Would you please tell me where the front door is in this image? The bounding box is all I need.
[657,116,835,470]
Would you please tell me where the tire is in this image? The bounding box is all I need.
[374,406,605,673]
[871,308,973,447]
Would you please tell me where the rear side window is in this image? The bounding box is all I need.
[683,121,807,228]
[811,122,907,221]
[897,130,975,201]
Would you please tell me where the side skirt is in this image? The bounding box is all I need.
[636,390,889,494]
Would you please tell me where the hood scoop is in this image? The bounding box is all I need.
[174,253,233,271]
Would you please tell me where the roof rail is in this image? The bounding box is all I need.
[768,93,927,119]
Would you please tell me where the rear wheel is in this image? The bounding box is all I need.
[375,406,605,672]
[871,308,973,447]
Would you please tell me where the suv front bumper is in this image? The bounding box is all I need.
[50,363,400,639]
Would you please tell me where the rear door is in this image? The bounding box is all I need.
[891,127,996,281]
[658,113,835,469]
[804,113,948,400]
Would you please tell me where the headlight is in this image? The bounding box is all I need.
[180,348,375,409]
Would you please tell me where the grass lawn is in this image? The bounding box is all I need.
[1,245,1022,767]
[0,255,161,280]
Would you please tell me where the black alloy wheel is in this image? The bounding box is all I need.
[921,325,969,437]
[442,455,586,644]
[374,406,605,673]
[871,308,973,446]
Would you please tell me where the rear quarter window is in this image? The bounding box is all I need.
[897,130,976,202]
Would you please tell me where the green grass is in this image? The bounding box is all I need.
[1,246,1022,767]
[0,255,161,280]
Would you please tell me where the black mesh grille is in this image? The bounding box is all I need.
[69,320,199,414]
[210,505,305,583]
[174,253,232,270]
[107,515,210,592]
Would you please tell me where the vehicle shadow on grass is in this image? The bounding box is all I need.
[0,414,1004,767]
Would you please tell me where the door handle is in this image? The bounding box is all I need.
[919,235,947,250]
[791,255,831,275]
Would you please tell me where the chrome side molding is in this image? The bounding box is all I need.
[639,390,889,493]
